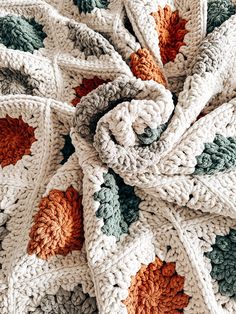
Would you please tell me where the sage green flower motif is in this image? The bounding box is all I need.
[207,0,236,34]
[31,285,98,313]
[206,229,236,297]
[194,134,236,175]
[0,15,46,53]
[94,169,140,240]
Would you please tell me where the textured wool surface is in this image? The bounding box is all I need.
[1,0,236,313]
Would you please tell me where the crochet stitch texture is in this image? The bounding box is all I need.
[1,0,236,313]
[0,15,46,52]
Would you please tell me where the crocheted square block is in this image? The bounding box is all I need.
[0,49,129,103]
[0,0,129,66]
[0,49,57,98]
[124,0,207,78]
[141,199,236,314]
[45,0,120,33]
[47,0,160,69]
[28,284,98,313]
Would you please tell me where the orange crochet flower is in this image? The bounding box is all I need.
[152,5,188,65]
[130,48,167,86]
[71,77,108,106]
[123,257,190,314]
[27,186,84,260]
[0,115,36,168]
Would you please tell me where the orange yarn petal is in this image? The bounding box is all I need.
[0,115,36,168]
[130,48,167,87]
[161,262,176,277]
[71,77,108,106]
[151,5,188,65]
[27,186,84,260]
[123,257,190,313]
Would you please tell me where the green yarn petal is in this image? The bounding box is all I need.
[94,169,140,240]
[206,248,224,264]
[73,0,109,14]
[0,15,46,53]
[215,235,232,251]
[206,229,236,299]
[30,285,98,313]
[194,134,236,175]
[229,229,236,243]
[207,0,236,34]
[138,124,167,145]
[219,280,235,297]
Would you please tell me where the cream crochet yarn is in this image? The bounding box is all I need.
[1,0,236,313]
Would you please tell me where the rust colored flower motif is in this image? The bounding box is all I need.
[27,186,84,260]
[71,77,108,106]
[130,48,167,87]
[151,5,188,65]
[123,257,190,314]
[0,115,36,168]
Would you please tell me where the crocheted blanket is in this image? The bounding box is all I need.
[1,0,236,313]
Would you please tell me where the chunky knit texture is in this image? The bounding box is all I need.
[94,170,140,239]
[206,229,236,298]
[71,77,108,106]
[123,257,190,313]
[2,0,236,313]
[31,285,98,313]
[130,48,167,86]
[151,5,188,64]
[194,134,236,175]
[207,0,236,33]
[0,68,34,95]
[27,186,84,260]
[0,115,36,168]
[0,15,46,52]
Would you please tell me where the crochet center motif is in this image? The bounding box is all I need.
[206,229,236,298]
[0,15,46,52]
[123,257,190,313]
[27,187,84,260]
[0,115,36,168]
[151,5,188,64]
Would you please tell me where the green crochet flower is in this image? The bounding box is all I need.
[206,229,236,297]
[73,0,109,14]
[194,134,236,175]
[0,68,33,95]
[0,15,46,53]
[94,169,140,240]
[207,0,236,34]
[31,285,98,313]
